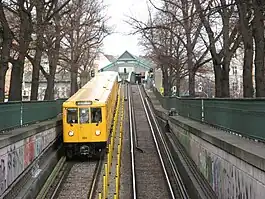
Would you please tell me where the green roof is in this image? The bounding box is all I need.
[99,50,153,72]
[117,50,136,61]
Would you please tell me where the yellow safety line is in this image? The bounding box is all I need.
[114,95,125,199]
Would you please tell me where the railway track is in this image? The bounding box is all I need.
[37,154,104,199]
[128,84,189,199]
[154,113,217,199]
[144,86,217,199]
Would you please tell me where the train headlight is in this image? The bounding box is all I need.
[95,130,101,136]
[68,131,74,136]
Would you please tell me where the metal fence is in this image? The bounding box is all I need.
[0,98,67,132]
[153,87,265,141]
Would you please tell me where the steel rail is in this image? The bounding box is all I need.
[128,84,137,199]
[37,156,67,199]
[88,153,105,199]
[150,101,216,199]
[50,159,68,199]
[38,154,103,199]
[143,88,189,199]
[138,85,187,199]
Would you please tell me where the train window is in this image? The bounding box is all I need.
[79,108,90,124]
[67,108,78,123]
[91,108,102,123]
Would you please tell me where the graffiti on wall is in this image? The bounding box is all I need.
[0,147,6,195]
[7,140,24,188]
[172,123,265,199]
[24,137,35,168]
[0,127,57,196]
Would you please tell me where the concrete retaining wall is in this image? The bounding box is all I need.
[0,119,62,196]
[169,120,265,199]
[146,89,265,199]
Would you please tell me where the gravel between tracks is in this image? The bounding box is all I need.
[131,85,170,199]
[56,161,97,199]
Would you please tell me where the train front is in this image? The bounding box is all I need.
[63,100,106,159]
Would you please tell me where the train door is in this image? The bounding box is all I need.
[78,108,91,142]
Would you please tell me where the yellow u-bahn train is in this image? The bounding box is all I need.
[62,71,119,159]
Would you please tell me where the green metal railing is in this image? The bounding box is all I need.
[153,87,265,141]
[0,98,67,132]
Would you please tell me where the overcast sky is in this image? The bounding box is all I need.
[102,0,150,57]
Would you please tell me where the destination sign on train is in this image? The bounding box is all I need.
[76,101,93,105]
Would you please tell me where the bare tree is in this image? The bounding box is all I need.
[0,0,109,101]
[0,2,13,102]
[128,12,172,95]
[7,0,33,101]
[41,5,62,100]
[193,0,241,97]
[131,17,188,95]
[235,0,254,97]
[128,1,211,96]
[148,0,211,96]
[26,0,70,100]
[60,0,110,95]
[252,0,265,97]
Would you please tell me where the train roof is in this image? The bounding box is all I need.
[64,71,118,105]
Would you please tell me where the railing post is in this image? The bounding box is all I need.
[20,101,23,126]
[105,163,108,187]
[201,99,204,122]
[103,175,107,199]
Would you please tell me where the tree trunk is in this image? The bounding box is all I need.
[44,75,55,100]
[221,64,230,97]
[188,69,195,97]
[43,11,61,100]
[181,0,195,97]
[0,66,8,102]
[162,78,170,96]
[9,1,33,101]
[221,2,230,98]
[9,61,24,101]
[176,74,180,96]
[30,1,44,100]
[243,44,254,97]
[0,3,13,102]
[162,68,170,96]
[214,64,222,97]
[252,3,265,97]
[44,48,57,100]
[236,0,254,97]
[30,47,42,100]
[70,64,78,95]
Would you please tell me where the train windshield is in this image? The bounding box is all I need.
[91,107,102,123]
[67,108,78,123]
[79,108,89,124]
